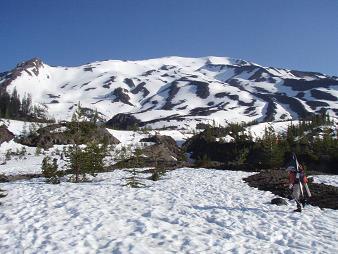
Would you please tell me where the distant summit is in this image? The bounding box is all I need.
[0,56,337,129]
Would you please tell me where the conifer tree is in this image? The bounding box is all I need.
[66,103,107,182]
[82,141,107,176]
[42,156,60,184]
[67,103,83,182]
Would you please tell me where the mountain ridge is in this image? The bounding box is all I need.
[0,56,337,129]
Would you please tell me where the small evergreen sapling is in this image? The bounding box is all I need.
[35,146,42,156]
[42,156,60,184]
[149,167,167,181]
[18,147,27,159]
[124,168,145,188]
[5,149,12,161]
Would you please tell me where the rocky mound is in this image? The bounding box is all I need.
[114,135,187,169]
[0,173,42,182]
[0,125,14,144]
[106,113,142,130]
[243,170,338,210]
[17,122,120,149]
[141,135,185,161]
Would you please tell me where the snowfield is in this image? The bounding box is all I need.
[314,175,338,188]
[1,168,337,254]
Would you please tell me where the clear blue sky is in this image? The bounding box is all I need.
[1,0,338,75]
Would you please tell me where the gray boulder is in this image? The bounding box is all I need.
[106,113,141,130]
[271,197,288,206]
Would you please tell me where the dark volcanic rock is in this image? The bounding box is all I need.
[189,105,222,116]
[162,82,181,110]
[47,93,60,99]
[0,58,43,92]
[283,78,338,91]
[112,88,133,106]
[249,67,276,82]
[131,82,150,97]
[16,123,119,149]
[141,69,157,76]
[310,89,337,101]
[160,65,175,71]
[106,113,142,130]
[272,94,313,119]
[124,78,136,88]
[306,101,330,110]
[84,87,96,92]
[296,92,305,98]
[83,66,94,72]
[215,92,251,107]
[115,135,186,169]
[190,81,210,99]
[244,170,338,210]
[0,126,14,144]
[290,70,323,78]
[253,93,277,122]
[105,76,116,83]
[0,173,42,182]
[80,82,90,88]
[140,135,181,158]
[189,101,225,116]
[0,174,9,182]
[271,197,288,206]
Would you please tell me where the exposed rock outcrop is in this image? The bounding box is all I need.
[0,126,14,144]
[114,135,187,169]
[0,58,43,92]
[112,88,133,106]
[16,122,120,149]
[140,135,184,161]
[106,113,142,130]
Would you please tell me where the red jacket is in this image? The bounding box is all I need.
[288,171,308,184]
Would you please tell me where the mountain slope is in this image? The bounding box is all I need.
[0,56,337,129]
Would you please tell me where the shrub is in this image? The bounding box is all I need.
[35,146,42,156]
[149,167,166,181]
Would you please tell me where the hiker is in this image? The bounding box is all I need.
[286,153,311,212]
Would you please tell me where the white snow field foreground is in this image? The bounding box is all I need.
[1,168,338,254]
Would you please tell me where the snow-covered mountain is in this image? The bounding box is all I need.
[1,56,337,128]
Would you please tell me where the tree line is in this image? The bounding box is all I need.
[0,88,48,121]
[190,113,337,173]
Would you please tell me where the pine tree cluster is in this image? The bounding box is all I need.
[191,113,337,173]
[66,142,107,182]
[0,88,47,121]
[64,103,107,182]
